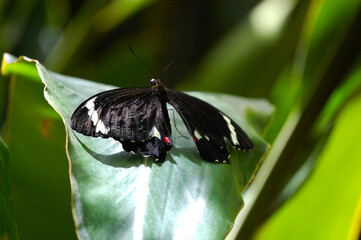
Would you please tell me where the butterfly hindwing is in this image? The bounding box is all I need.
[167,89,254,163]
[71,87,172,162]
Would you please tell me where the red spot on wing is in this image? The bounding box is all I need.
[193,136,197,142]
[163,136,170,143]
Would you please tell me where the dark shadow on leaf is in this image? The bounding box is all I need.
[77,138,143,168]
[75,134,180,168]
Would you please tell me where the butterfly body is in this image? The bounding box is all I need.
[71,79,253,163]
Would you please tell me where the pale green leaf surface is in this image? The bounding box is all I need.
[254,93,361,240]
[3,53,273,240]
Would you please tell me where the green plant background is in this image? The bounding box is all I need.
[1,0,361,239]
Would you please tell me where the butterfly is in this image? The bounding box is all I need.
[70,78,254,163]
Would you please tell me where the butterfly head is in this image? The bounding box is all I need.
[150,78,161,87]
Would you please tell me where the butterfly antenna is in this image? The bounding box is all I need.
[157,54,178,78]
[129,46,157,78]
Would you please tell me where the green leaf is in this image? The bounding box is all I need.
[0,75,8,127]
[1,54,77,239]
[1,54,40,81]
[92,0,155,33]
[0,137,18,240]
[254,92,361,240]
[313,61,361,134]
[2,53,273,239]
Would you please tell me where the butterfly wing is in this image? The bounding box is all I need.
[71,87,172,161]
[167,89,253,163]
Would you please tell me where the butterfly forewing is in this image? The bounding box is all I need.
[71,87,172,162]
[71,87,151,139]
[167,89,253,163]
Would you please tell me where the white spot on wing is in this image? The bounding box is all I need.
[95,120,110,134]
[151,126,161,139]
[222,114,239,146]
[85,97,97,121]
[91,110,99,123]
[85,97,96,110]
[87,108,94,118]
[85,97,110,134]
[194,130,202,140]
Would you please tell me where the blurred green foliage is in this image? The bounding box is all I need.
[255,90,361,240]
[0,137,17,240]
[1,0,361,239]
[2,56,77,239]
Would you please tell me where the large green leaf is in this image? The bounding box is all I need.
[0,137,17,240]
[2,53,273,239]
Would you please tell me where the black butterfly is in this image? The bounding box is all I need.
[70,78,254,163]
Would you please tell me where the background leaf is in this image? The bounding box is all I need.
[0,136,18,240]
[254,93,361,240]
[231,0,361,239]
[1,54,77,239]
